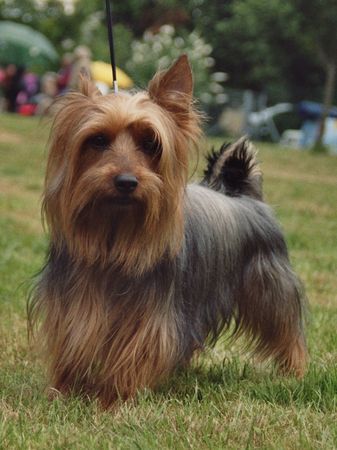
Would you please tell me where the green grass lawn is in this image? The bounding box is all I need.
[0,113,336,449]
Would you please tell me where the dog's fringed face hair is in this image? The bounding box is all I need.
[44,55,202,274]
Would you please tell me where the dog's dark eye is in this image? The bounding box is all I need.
[86,134,110,150]
[141,133,162,157]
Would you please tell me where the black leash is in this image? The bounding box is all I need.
[105,0,118,93]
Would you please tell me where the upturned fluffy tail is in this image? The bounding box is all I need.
[202,137,263,200]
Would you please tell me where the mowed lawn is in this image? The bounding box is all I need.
[0,113,336,449]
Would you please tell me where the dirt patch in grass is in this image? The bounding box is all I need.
[0,130,23,145]
[0,178,42,234]
[266,169,337,186]
[0,178,42,197]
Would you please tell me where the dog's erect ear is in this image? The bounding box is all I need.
[78,73,102,98]
[148,54,193,110]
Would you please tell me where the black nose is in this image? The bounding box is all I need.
[114,174,138,193]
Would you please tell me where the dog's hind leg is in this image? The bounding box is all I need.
[235,250,308,377]
[201,137,308,376]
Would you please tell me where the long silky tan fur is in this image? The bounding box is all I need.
[29,55,307,408]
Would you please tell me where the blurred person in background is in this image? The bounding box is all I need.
[35,72,58,115]
[57,53,73,94]
[68,46,92,90]
[16,71,40,116]
[2,64,25,112]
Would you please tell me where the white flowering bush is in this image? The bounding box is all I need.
[126,25,226,105]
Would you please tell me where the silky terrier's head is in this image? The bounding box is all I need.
[44,55,202,274]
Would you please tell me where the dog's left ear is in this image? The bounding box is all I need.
[148,54,193,111]
[78,73,102,98]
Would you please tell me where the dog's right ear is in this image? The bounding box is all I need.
[78,74,102,98]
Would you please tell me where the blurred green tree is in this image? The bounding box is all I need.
[125,24,221,103]
[190,0,325,103]
[0,0,81,56]
[293,0,337,148]
[199,0,336,146]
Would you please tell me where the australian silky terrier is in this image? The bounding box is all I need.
[29,55,307,407]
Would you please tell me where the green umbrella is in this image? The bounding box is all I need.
[0,20,59,69]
